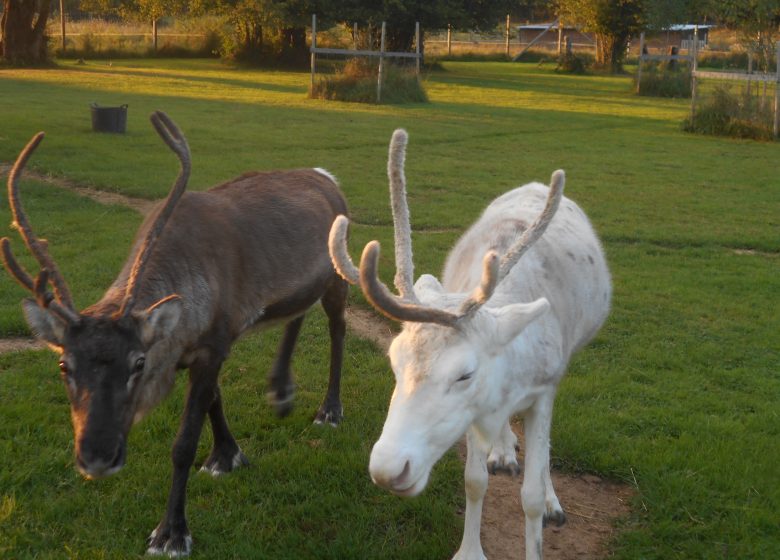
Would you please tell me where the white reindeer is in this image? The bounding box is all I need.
[328,130,611,560]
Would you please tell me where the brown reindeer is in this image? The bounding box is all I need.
[1,112,349,557]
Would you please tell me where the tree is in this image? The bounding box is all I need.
[1,0,51,65]
[337,0,506,53]
[121,0,187,51]
[714,0,780,72]
[556,0,645,73]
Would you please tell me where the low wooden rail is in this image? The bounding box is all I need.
[310,15,421,103]
[690,39,780,138]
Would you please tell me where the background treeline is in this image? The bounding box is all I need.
[2,0,779,70]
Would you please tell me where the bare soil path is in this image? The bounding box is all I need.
[0,166,634,559]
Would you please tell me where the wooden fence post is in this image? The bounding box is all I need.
[415,22,421,76]
[690,27,698,126]
[774,42,779,138]
[636,32,645,94]
[377,21,386,103]
[59,0,66,54]
[447,24,452,56]
[310,14,317,92]
[505,14,511,56]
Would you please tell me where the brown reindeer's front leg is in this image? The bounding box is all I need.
[147,352,224,557]
[200,386,249,476]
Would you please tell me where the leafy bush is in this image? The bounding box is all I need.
[683,85,775,141]
[556,51,587,74]
[310,58,428,104]
[636,62,692,98]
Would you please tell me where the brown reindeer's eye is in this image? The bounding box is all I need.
[133,356,146,373]
[59,361,69,375]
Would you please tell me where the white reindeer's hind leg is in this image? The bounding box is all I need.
[487,421,521,476]
[521,390,556,560]
[453,429,489,560]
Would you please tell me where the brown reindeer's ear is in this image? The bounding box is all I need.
[135,295,182,346]
[22,298,66,348]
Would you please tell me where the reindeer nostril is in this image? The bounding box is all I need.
[391,460,411,489]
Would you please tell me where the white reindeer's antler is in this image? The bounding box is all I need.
[498,170,565,282]
[326,130,563,328]
[328,215,359,284]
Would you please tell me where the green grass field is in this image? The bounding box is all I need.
[0,59,778,559]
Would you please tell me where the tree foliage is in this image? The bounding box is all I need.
[556,0,645,73]
[712,0,780,71]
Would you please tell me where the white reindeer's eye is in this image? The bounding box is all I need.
[456,371,474,383]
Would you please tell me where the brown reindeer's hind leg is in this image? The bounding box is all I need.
[314,277,348,426]
[267,315,304,417]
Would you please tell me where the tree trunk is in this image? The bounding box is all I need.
[595,32,629,74]
[2,0,51,65]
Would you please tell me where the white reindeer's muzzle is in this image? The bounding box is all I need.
[369,440,431,497]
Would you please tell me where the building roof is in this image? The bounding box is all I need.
[661,24,715,31]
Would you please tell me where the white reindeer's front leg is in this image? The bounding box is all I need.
[521,390,556,560]
[453,428,490,560]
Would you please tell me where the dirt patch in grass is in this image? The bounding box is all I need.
[0,164,156,216]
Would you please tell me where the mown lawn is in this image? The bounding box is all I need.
[0,59,778,559]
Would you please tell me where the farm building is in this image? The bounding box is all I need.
[516,23,594,49]
[639,24,715,51]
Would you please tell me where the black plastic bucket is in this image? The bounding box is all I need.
[90,103,128,133]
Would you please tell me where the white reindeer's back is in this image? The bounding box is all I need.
[443,182,611,357]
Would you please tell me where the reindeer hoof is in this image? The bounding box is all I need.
[200,448,249,477]
[488,460,522,477]
[146,523,193,557]
[314,404,343,427]
[266,386,295,418]
[543,509,567,528]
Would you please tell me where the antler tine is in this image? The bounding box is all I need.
[359,240,459,327]
[387,129,418,302]
[1,237,80,324]
[31,268,81,325]
[7,132,76,311]
[119,111,191,316]
[328,215,360,285]
[1,237,35,291]
[498,169,565,282]
[458,251,500,317]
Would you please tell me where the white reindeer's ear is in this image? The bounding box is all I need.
[489,298,550,348]
[414,274,445,296]
[135,295,182,346]
[22,298,66,348]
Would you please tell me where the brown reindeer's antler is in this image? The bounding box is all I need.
[118,111,191,317]
[1,133,81,325]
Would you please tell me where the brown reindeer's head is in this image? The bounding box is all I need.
[2,112,187,479]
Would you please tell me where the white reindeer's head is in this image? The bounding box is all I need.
[329,130,563,496]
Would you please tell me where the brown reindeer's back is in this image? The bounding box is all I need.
[107,169,347,342]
